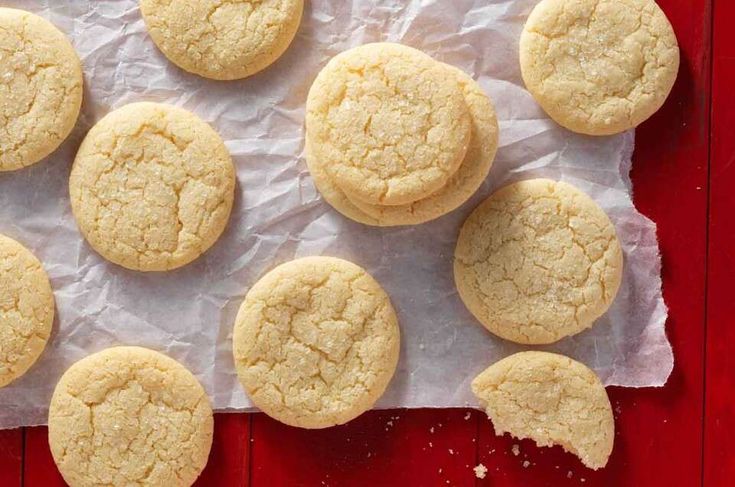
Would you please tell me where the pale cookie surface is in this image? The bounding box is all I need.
[472,351,614,470]
[233,256,400,429]
[454,179,623,345]
[140,0,303,80]
[0,235,54,388]
[69,102,235,272]
[306,43,472,206]
[48,346,213,487]
[305,137,383,226]
[348,66,499,226]
[0,8,83,171]
[520,0,679,135]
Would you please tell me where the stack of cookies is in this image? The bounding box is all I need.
[305,43,499,227]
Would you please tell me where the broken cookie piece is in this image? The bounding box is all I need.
[472,351,614,470]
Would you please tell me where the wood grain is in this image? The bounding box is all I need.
[704,0,733,483]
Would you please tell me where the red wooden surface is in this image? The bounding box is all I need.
[475,0,712,484]
[704,0,734,484]
[195,414,250,487]
[251,409,479,487]
[23,427,64,486]
[7,1,717,486]
[0,429,21,487]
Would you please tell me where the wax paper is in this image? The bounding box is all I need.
[0,0,672,428]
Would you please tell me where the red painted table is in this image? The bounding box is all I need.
[2,0,724,485]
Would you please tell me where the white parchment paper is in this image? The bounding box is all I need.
[0,0,672,428]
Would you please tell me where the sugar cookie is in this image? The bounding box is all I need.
[140,0,304,80]
[306,43,471,206]
[454,179,623,344]
[472,351,614,470]
[520,0,679,135]
[305,137,383,226]
[347,66,499,226]
[0,8,83,171]
[233,256,400,429]
[69,102,235,272]
[48,346,213,487]
[0,235,54,388]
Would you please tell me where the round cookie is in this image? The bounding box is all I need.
[48,346,213,487]
[519,0,679,136]
[305,137,383,226]
[140,0,303,80]
[0,235,54,388]
[471,351,614,470]
[69,102,235,272]
[347,66,499,226]
[306,43,472,206]
[0,8,83,171]
[233,256,400,429]
[454,179,623,345]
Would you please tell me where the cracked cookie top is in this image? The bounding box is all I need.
[69,102,235,272]
[519,0,679,135]
[140,0,304,80]
[0,8,83,171]
[0,234,54,388]
[233,256,400,429]
[48,346,213,487]
[346,65,499,226]
[454,179,623,345]
[472,351,614,470]
[306,43,472,206]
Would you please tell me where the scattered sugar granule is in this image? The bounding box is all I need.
[429,442,433,447]
[512,444,520,456]
[581,478,586,483]
[464,412,472,420]
[386,421,393,427]
[448,449,454,455]
[474,464,488,479]
[522,460,531,468]
[430,427,435,434]
[567,471,573,479]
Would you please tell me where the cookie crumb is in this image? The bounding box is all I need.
[512,444,520,456]
[474,463,488,479]
[464,412,472,420]
[522,460,531,468]
[567,471,573,479]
